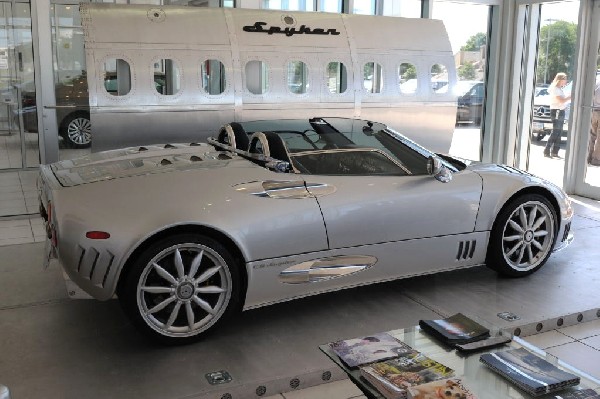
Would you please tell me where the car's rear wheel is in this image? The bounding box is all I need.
[535,131,546,141]
[487,194,557,277]
[60,112,92,148]
[118,234,242,344]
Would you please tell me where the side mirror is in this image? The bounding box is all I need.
[427,156,452,183]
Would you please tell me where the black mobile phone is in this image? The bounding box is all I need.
[455,336,512,353]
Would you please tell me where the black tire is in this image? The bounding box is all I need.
[118,234,242,345]
[535,132,546,141]
[486,194,557,277]
[60,111,92,148]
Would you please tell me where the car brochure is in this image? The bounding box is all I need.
[553,388,600,398]
[359,349,455,399]
[406,378,477,399]
[479,348,581,396]
[418,313,490,345]
[455,335,512,353]
[328,332,413,368]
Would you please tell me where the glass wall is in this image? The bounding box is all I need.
[433,1,490,162]
[525,1,579,187]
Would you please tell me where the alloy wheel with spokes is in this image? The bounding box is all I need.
[119,234,241,344]
[487,194,557,277]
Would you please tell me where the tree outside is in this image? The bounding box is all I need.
[461,32,487,52]
[537,20,577,85]
[458,62,477,80]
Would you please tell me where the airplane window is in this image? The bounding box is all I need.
[364,62,383,93]
[103,58,131,96]
[431,63,449,93]
[201,59,226,95]
[245,60,269,95]
[326,62,347,94]
[399,63,417,94]
[287,61,309,94]
[153,59,180,96]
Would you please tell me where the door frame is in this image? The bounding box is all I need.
[564,0,600,197]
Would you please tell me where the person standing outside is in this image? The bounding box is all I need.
[544,72,571,158]
[588,74,600,165]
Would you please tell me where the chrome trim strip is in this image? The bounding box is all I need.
[305,182,337,197]
[279,255,377,284]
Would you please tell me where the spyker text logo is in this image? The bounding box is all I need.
[535,107,547,117]
[243,22,341,37]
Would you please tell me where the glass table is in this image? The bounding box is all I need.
[319,326,600,399]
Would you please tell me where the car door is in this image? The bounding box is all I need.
[305,171,482,250]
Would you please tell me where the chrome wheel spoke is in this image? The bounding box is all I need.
[532,215,547,231]
[509,219,525,234]
[194,265,222,284]
[192,295,216,315]
[147,295,176,314]
[196,285,226,294]
[531,239,544,251]
[188,250,204,279]
[166,301,182,329]
[516,245,525,265]
[527,205,537,228]
[174,249,185,279]
[503,234,521,242]
[506,241,523,257]
[526,244,534,262]
[533,230,548,238]
[185,302,195,330]
[153,262,177,285]
[141,286,175,294]
[519,207,528,229]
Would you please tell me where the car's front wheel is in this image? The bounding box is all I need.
[487,194,557,277]
[118,234,242,344]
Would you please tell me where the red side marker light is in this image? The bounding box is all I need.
[86,231,111,240]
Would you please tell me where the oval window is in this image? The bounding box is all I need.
[287,61,309,94]
[153,59,180,95]
[201,59,226,95]
[431,63,449,93]
[103,58,131,96]
[364,62,383,93]
[326,62,348,94]
[245,60,269,95]
[399,63,417,94]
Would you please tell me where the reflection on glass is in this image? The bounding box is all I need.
[364,62,383,93]
[398,63,417,94]
[382,0,422,18]
[527,1,579,187]
[262,0,313,11]
[353,0,376,15]
[584,48,600,186]
[320,0,342,13]
[430,64,448,93]
[326,62,347,94]
[287,61,308,94]
[433,1,489,163]
[245,60,269,95]
[201,59,226,95]
[153,59,180,95]
[104,58,131,96]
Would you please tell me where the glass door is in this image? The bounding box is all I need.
[575,0,600,197]
[0,1,38,170]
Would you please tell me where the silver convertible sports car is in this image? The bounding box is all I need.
[38,117,573,344]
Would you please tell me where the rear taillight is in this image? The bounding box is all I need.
[86,231,111,240]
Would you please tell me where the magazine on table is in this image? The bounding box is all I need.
[407,378,477,399]
[419,313,490,345]
[328,332,413,368]
[479,348,580,396]
[360,349,455,399]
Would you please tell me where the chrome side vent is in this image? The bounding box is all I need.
[138,146,148,151]
[76,245,86,272]
[562,222,571,242]
[456,240,476,260]
[190,142,201,146]
[75,246,116,288]
[164,144,176,149]
[190,155,202,162]
[160,159,172,166]
[217,153,232,160]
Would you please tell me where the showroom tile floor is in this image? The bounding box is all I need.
[1,211,599,398]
